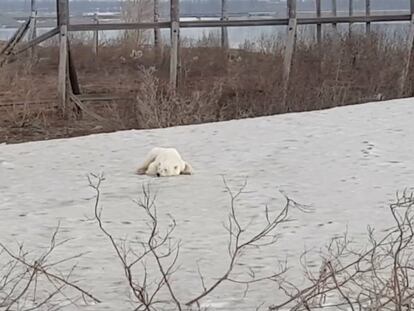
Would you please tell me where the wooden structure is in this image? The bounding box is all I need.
[221,0,229,49]
[282,0,298,108]
[316,0,321,43]
[2,0,414,117]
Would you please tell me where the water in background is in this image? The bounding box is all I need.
[0,17,411,49]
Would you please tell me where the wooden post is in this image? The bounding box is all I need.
[170,0,180,89]
[30,0,35,12]
[68,42,82,117]
[58,25,68,115]
[411,0,414,18]
[57,0,69,28]
[29,0,37,58]
[68,43,80,96]
[399,3,414,96]
[154,0,161,48]
[365,0,371,34]
[316,0,321,44]
[57,0,81,117]
[282,0,297,109]
[348,0,353,36]
[331,0,337,30]
[221,0,229,49]
[93,13,99,56]
[57,0,69,114]
[29,11,37,42]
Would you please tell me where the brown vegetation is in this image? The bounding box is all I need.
[271,190,414,310]
[0,32,410,143]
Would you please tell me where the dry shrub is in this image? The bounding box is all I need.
[0,225,100,309]
[88,174,305,310]
[132,66,225,128]
[287,33,406,112]
[0,30,411,143]
[86,174,414,310]
[272,191,414,310]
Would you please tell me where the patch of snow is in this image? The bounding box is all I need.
[0,98,413,310]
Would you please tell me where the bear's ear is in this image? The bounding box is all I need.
[181,162,193,175]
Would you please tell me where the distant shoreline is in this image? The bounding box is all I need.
[0,9,410,29]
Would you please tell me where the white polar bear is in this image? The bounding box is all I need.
[136,147,193,177]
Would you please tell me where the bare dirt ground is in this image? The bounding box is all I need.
[0,33,411,144]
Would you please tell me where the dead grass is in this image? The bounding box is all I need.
[0,31,411,143]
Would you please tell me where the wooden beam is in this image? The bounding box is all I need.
[69,94,106,122]
[0,19,31,56]
[0,95,133,108]
[78,95,134,102]
[10,10,414,22]
[70,21,170,31]
[68,14,413,32]
[0,19,31,67]
[170,0,180,89]
[316,0,321,43]
[14,27,59,55]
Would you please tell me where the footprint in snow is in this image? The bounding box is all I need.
[0,160,15,169]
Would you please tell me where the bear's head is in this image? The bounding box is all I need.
[154,161,183,177]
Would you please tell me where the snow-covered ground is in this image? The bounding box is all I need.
[0,98,413,310]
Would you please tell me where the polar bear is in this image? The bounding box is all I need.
[136,147,193,177]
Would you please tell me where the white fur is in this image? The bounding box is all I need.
[136,147,193,177]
